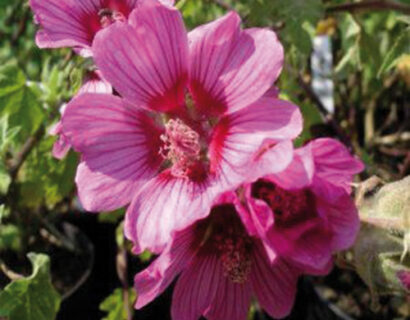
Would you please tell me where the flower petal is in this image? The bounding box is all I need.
[267,223,333,271]
[314,181,360,251]
[310,138,364,193]
[78,70,113,95]
[171,254,222,320]
[62,93,162,211]
[93,1,188,112]
[134,227,195,309]
[29,0,102,52]
[188,12,284,115]
[267,143,314,190]
[203,268,252,320]
[125,170,222,253]
[209,96,302,187]
[250,244,299,319]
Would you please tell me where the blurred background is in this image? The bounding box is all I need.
[0,0,409,319]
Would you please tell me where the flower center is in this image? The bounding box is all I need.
[215,235,253,284]
[160,118,202,178]
[98,8,126,28]
[252,180,313,227]
[196,205,253,284]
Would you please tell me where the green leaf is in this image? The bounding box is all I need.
[98,208,125,224]
[19,137,77,209]
[0,62,45,143]
[100,288,136,320]
[0,253,61,320]
[0,224,21,251]
[0,115,20,155]
[378,28,410,76]
[0,161,11,195]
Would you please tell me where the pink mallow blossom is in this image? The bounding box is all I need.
[61,1,302,253]
[237,138,364,274]
[29,0,174,56]
[134,193,302,320]
[50,70,112,159]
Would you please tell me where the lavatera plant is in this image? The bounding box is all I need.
[353,176,410,303]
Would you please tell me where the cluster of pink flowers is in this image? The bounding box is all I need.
[30,0,364,319]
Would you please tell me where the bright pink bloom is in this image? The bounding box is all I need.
[134,193,301,320]
[397,270,410,290]
[29,0,174,56]
[50,70,112,159]
[61,1,302,253]
[237,138,364,273]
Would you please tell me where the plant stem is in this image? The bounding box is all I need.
[326,0,410,15]
[8,126,45,181]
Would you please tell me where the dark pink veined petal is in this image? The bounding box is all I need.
[209,96,302,188]
[203,265,252,320]
[250,243,299,319]
[243,187,333,270]
[314,180,360,252]
[92,0,189,113]
[30,0,103,53]
[263,86,280,98]
[62,93,163,212]
[235,190,278,263]
[267,143,314,190]
[134,227,195,309]
[188,12,284,116]
[171,254,222,320]
[124,170,224,253]
[267,223,333,271]
[309,138,364,193]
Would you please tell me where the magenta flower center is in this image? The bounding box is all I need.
[195,205,254,284]
[252,180,315,227]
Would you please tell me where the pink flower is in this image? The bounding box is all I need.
[50,70,112,159]
[29,0,174,56]
[134,193,301,320]
[61,1,302,253]
[237,138,364,273]
[397,270,410,290]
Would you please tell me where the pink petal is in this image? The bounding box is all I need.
[314,182,360,251]
[134,227,195,309]
[171,254,222,320]
[267,143,314,190]
[267,224,333,271]
[92,1,188,113]
[52,134,71,160]
[188,12,284,115]
[209,96,302,187]
[125,170,225,253]
[203,267,252,320]
[250,243,299,319]
[310,138,364,193]
[62,93,162,212]
[29,0,102,51]
[77,70,113,95]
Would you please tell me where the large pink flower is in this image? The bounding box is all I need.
[237,138,364,273]
[29,0,174,56]
[134,193,301,320]
[50,70,112,159]
[61,1,302,253]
